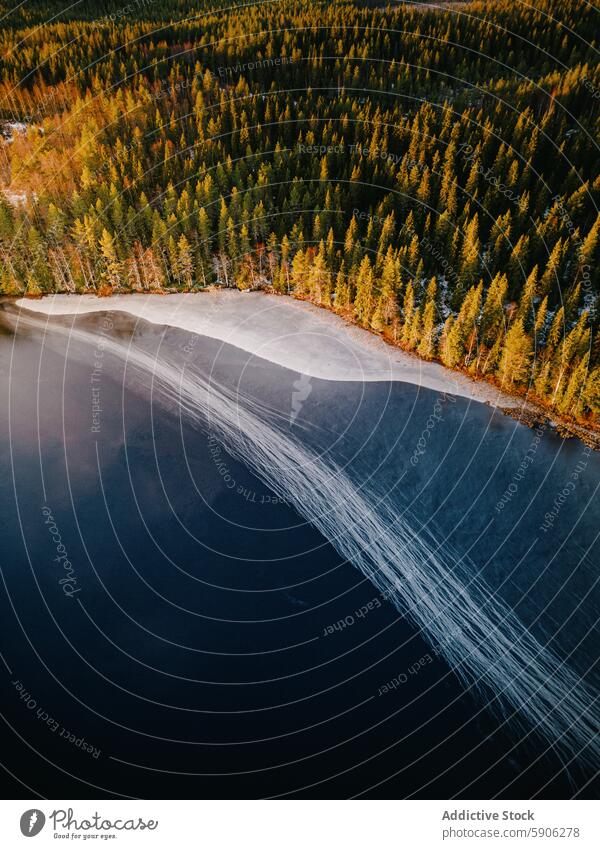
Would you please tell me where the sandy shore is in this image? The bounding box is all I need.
[16,291,521,408]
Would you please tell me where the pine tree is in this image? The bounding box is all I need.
[370,298,385,333]
[480,273,508,347]
[506,234,529,295]
[377,273,399,336]
[308,241,330,305]
[558,354,589,416]
[583,366,600,416]
[408,306,422,351]
[457,213,480,300]
[354,255,374,325]
[177,234,194,289]
[143,247,165,290]
[417,298,437,359]
[539,238,564,296]
[443,283,482,368]
[550,312,590,404]
[401,280,415,346]
[99,228,121,291]
[578,212,600,268]
[344,216,359,263]
[127,242,145,291]
[197,207,212,262]
[291,249,310,295]
[533,295,548,339]
[497,318,532,388]
[334,266,351,314]
[439,315,456,367]
[0,199,14,243]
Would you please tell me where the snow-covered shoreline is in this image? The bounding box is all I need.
[15,290,520,408]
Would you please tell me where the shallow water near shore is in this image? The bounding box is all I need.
[0,303,598,798]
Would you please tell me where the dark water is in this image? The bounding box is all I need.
[0,302,598,799]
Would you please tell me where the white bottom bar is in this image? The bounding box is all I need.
[1,799,598,848]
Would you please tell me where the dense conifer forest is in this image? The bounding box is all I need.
[1,0,599,421]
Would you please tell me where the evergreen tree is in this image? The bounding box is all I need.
[401,281,415,346]
[177,234,194,289]
[443,283,482,368]
[417,298,437,360]
[354,255,375,325]
[497,318,532,388]
[99,228,121,291]
[456,213,480,303]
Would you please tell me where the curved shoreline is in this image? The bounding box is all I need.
[15,290,520,405]
[13,290,600,447]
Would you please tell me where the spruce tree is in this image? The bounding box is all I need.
[497,318,532,388]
